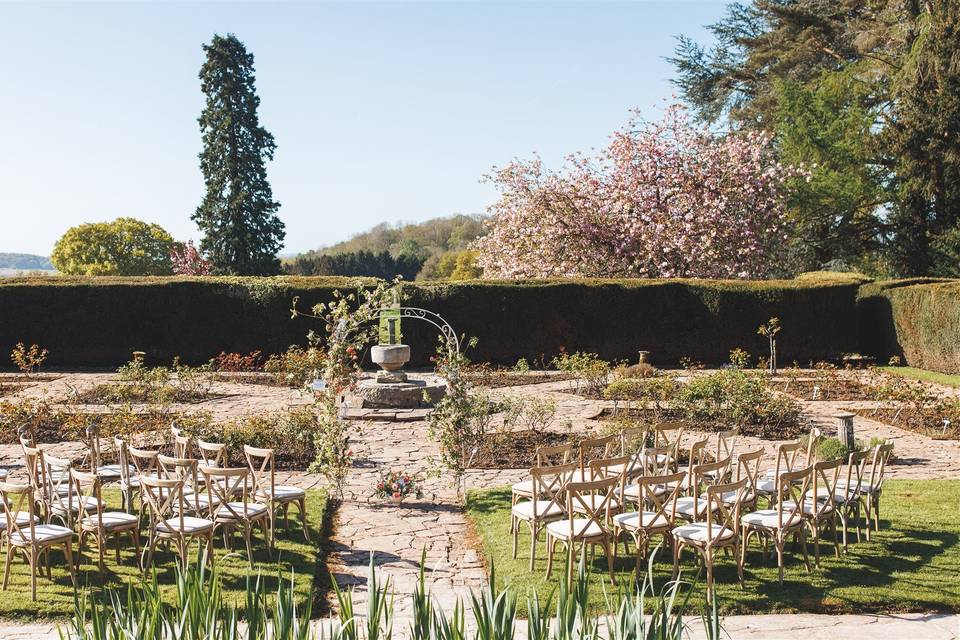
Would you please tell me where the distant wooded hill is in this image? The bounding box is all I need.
[0,253,53,270]
[284,214,487,280]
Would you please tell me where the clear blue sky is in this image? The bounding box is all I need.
[0,1,726,257]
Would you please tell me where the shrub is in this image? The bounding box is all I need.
[263,345,324,388]
[552,351,611,396]
[212,350,263,372]
[0,275,861,367]
[10,342,48,376]
[677,369,801,434]
[180,407,317,468]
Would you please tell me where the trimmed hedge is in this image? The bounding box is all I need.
[858,278,960,373]
[0,275,862,368]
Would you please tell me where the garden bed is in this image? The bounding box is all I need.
[465,366,573,389]
[471,429,596,468]
[853,407,960,440]
[597,408,807,440]
[775,376,878,401]
[213,371,297,387]
[69,382,226,405]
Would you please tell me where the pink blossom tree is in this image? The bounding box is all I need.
[170,240,212,276]
[475,105,805,279]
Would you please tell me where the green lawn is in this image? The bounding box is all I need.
[881,366,960,388]
[0,489,328,619]
[465,480,960,616]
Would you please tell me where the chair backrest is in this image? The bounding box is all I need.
[868,442,895,492]
[589,453,633,480]
[634,471,686,526]
[71,467,104,531]
[682,437,711,494]
[44,453,74,525]
[529,461,578,519]
[84,423,106,471]
[692,457,731,496]
[113,436,133,486]
[776,466,811,529]
[535,443,573,467]
[842,448,871,500]
[18,427,35,449]
[577,434,618,468]
[0,481,37,544]
[714,428,738,462]
[620,426,648,455]
[703,477,748,547]
[734,447,764,498]
[811,458,842,518]
[244,445,276,500]
[653,424,684,460]
[20,443,44,496]
[140,474,186,533]
[772,440,803,478]
[128,445,160,478]
[802,428,823,466]
[199,466,251,519]
[158,454,201,510]
[638,444,674,477]
[173,433,193,459]
[197,439,228,468]
[563,476,619,538]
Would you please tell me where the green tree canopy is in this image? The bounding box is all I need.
[50,217,175,276]
[193,33,285,276]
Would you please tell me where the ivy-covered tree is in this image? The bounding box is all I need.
[193,34,285,275]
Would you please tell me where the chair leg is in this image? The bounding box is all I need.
[299,498,309,542]
[603,539,615,585]
[244,524,254,567]
[775,539,784,585]
[2,542,13,591]
[735,541,744,588]
[671,540,681,580]
[29,549,37,601]
[511,515,518,559]
[873,494,881,532]
[528,523,537,572]
[799,529,811,572]
[65,541,76,586]
[545,534,554,579]
[705,550,714,603]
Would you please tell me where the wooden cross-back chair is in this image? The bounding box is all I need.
[740,465,811,584]
[679,437,711,496]
[139,475,214,571]
[672,476,748,602]
[652,424,684,472]
[806,458,842,566]
[612,470,686,573]
[511,443,574,508]
[756,440,804,506]
[576,434,618,480]
[861,442,895,538]
[510,461,577,570]
[674,457,731,522]
[0,481,75,600]
[199,465,270,566]
[545,475,619,587]
[619,426,648,456]
[727,447,764,512]
[71,468,140,570]
[616,444,674,507]
[158,454,216,515]
[244,445,309,541]
[45,453,103,529]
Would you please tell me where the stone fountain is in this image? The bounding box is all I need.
[347,311,447,409]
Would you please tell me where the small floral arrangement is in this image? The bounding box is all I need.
[374,469,423,502]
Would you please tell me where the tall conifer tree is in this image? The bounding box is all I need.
[194,34,284,275]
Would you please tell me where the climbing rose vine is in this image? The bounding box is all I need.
[475,105,806,279]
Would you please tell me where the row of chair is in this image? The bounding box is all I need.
[508,426,894,599]
[0,425,309,600]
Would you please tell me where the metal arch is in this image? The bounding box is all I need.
[371,306,460,353]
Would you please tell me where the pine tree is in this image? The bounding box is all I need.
[193,34,285,275]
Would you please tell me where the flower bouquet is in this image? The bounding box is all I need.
[374,469,423,504]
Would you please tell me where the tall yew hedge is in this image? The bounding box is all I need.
[0,276,862,368]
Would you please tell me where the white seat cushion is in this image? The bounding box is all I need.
[177,492,222,510]
[612,510,670,530]
[672,522,735,543]
[9,523,73,545]
[80,511,139,530]
[546,518,604,540]
[0,511,39,530]
[53,495,103,513]
[96,464,136,479]
[741,508,803,529]
[720,489,754,505]
[675,497,715,518]
[255,486,306,502]
[512,500,563,520]
[156,516,214,534]
[755,478,777,494]
[214,501,269,519]
[836,481,875,495]
[511,480,535,496]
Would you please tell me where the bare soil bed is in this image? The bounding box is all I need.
[597,408,807,440]
[467,369,574,389]
[853,407,960,440]
[776,377,878,401]
[471,428,597,468]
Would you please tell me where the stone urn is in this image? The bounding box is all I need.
[371,344,411,382]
